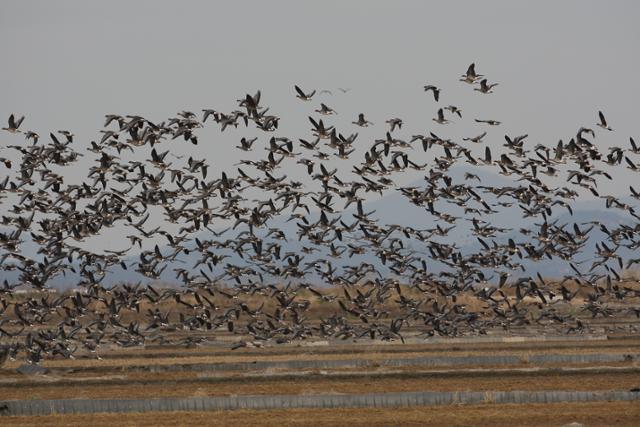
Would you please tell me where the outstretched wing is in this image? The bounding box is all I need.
[294,85,306,98]
[466,63,476,76]
[598,110,607,127]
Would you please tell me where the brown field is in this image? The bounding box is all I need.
[2,369,639,400]
[2,337,640,425]
[3,401,640,427]
[4,279,639,340]
[5,336,640,370]
[5,346,638,370]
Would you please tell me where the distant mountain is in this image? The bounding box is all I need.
[2,167,636,289]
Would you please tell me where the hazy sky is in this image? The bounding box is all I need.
[1,0,640,282]
[1,1,639,214]
[2,2,639,148]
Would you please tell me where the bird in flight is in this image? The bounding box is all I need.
[475,118,502,126]
[352,113,373,127]
[385,117,403,132]
[597,111,613,131]
[433,108,449,124]
[315,103,337,115]
[423,85,441,102]
[463,131,487,143]
[460,63,483,84]
[474,79,499,94]
[2,114,25,133]
[445,105,462,118]
[295,85,316,101]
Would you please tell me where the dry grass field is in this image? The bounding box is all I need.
[5,279,639,338]
[2,288,640,425]
[4,401,640,427]
[2,336,640,425]
[3,370,640,401]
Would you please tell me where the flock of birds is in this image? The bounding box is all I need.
[1,63,640,363]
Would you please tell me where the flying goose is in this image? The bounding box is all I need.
[423,85,440,102]
[474,79,498,94]
[475,118,501,126]
[315,103,337,115]
[2,114,25,133]
[294,85,316,101]
[463,131,487,143]
[432,108,449,124]
[460,63,483,83]
[444,105,462,118]
[385,117,403,132]
[352,113,373,127]
[236,137,257,151]
[597,110,612,131]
